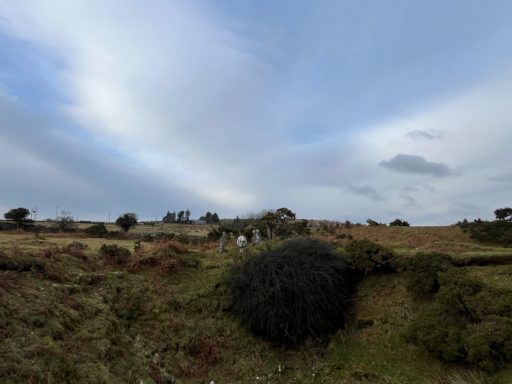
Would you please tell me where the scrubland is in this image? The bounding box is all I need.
[1,225,512,384]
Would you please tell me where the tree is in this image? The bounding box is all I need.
[495,207,512,221]
[177,210,185,223]
[162,211,176,223]
[57,211,77,232]
[115,213,138,234]
[184,209,191,223]
[389,218,410,227]
[212,212,220,224]
[4,207,30,229]
[259,207,296,239]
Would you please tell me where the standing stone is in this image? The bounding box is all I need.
[219,231,227,253]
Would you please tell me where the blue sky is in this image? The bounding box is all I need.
[1,1,511,224]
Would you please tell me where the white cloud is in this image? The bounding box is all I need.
[0,0,277,210]
[0,2,511,223]
[349,75,512,222]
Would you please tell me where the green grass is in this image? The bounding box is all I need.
[1,227,512,383]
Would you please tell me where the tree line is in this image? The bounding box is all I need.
[162,210,220,224]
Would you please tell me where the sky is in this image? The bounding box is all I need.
[0,0,511,224]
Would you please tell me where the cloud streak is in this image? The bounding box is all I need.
[405,130,442,140]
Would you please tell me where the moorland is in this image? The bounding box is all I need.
[1,221,512,384]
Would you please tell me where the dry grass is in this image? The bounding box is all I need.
[1,227,512,383]
[428,366,485,384]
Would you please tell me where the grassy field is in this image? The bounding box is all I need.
[1,225,512,383]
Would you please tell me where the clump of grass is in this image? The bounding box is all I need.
[428,366,485,384]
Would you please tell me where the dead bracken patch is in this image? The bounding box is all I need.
[128,241,197,274]
[186,333,228,377]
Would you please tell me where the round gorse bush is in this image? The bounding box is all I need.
[228,239,355,346]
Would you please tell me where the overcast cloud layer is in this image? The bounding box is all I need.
[1,1,511,224]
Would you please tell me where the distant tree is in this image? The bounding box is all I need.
[212,212,220,224]
[205,211,213,224]
[57,211,77,232]
[259,207,296,239]
[185,209,191,223]
[4,207,30,229]
[389,218,410,227]
[115,213,138,234]
[495,207,512,221]
[275,207,296,222]
[162,211,176,223]
[234,216,242,231]
[177,210,185,223]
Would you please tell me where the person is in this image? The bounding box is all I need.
[219,231,227,253]
[236,234,247,253]
[252,229,262,245]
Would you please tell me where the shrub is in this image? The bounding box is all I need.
[389,218,410,227]
[404,253,453,299]
[0,255,46,273]
[64,241,88,259]
[153,232,176,242]
[99,244,131,266]
[345,239,396,273]
[228,239,355,345]
[466,220,512,246]
[403,304,467,362]
[175,233,190,244]
[436,269,483,320]
[105,230,125,239]
[404,268,512,371]
[56,211,77,232]
[84,223,108,237]
[286,219,311,237]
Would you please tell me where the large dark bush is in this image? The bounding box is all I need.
[228,239,355,346]
[345,239,396,273]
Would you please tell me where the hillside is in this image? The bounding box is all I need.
[1,226,512,384]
